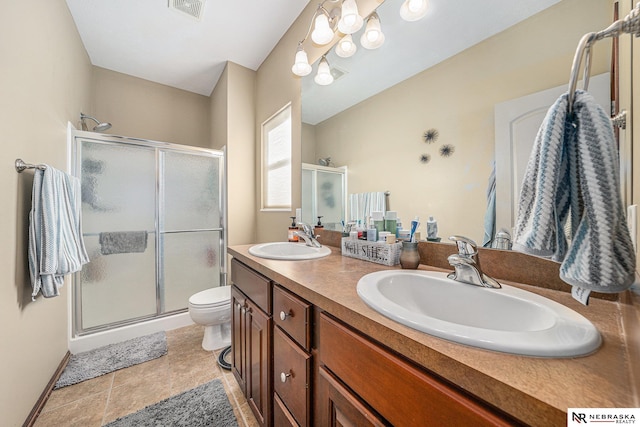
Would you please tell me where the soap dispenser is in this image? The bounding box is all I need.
[288,217,299,242]
[316,216,324,229]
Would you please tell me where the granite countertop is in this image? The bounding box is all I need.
[228,244,637,427]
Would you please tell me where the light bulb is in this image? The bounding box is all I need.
[291,46,312,77]
[400,0,428,21]
[366,29,380,43]
[335,34,357,58]
[314,56,334,86]
[338,0,363,34]
[311,13,334,45]
[360,13,385,50]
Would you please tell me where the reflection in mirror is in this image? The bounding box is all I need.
[301,163,347,231]
[301,0,614,244]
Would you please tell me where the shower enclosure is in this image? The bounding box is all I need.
[70,131,225,336]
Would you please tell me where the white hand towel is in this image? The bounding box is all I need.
[513,90,635,294]
[28,166,89,300]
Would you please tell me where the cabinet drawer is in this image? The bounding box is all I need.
[274,326,311,427]
[273,285,311,350]
[274,393,299,427]
[319,313,517,427]
[231,259,271,315]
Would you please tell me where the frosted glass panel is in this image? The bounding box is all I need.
[163,152,220,231]
[316,171,344,228]
[163,231,221,312]
[81,235,157,329]
[80,140,156,234]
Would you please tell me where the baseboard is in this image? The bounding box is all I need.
[23,351,71,427]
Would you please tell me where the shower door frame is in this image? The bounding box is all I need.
[70,130,227,337]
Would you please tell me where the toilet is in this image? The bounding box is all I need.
[188,285,232,351]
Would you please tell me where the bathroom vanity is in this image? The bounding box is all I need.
[229,243,638,427]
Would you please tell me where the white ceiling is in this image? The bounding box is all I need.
[65,0,310,96]
[65,0,560,123]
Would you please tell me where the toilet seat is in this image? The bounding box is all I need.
[189,286,231,308]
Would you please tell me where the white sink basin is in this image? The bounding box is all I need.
[357,270,601,357]
[248,242,331,260]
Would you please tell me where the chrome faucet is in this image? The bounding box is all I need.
[295,223,322,248]
[447,235,501,289]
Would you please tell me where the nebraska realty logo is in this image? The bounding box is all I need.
[568,408,639,425]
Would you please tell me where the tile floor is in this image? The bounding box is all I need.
[34,324,258,426]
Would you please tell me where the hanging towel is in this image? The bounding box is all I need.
[349,192,386,224]
[482,161,496,247]
[513,90,635,294]
[99,231,148,255]
[28,166,89,300]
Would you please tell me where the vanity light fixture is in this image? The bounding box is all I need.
[400,0,428,22]
[311,10,336,45]
[314,55,334,85]
[291,1,342,77]
[291,43,312,77]
[335,34,357,58]
[361,12,385,50]
[337,0,364,34]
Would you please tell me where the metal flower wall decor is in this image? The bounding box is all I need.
[419,128,455,163]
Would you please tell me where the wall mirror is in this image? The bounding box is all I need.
[300,0,621,245]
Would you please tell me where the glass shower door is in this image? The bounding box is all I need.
[78,140,157,329]
[161,150,223,313]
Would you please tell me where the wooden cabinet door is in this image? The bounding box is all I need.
[246,298,272,427]
[231,286,246,392]
[318,366,389,427]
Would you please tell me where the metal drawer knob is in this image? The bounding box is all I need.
[280,371,292,383]
[279,310,292,321]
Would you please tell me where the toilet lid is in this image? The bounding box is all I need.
[189,286,231,307]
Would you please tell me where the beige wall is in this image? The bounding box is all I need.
[211,62,257,255]
[92,67,211,147]
[311,0,612,242]
[301,123,317,164]
[0,1,92,425]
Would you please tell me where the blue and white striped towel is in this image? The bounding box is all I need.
[28,166,89,300]
[513,90,635,294]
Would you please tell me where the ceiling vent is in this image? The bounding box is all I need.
[331,66,347,81]
[168,0,206,21]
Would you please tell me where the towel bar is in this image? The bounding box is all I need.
[15,158,47,173]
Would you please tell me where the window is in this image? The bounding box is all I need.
[261,103,292,210]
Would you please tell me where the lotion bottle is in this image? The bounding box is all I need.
[385,211,397,235]
[372,211,385,234]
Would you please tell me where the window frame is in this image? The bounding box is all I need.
[260,103,293,211]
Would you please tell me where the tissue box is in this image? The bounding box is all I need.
[341,238,402,266]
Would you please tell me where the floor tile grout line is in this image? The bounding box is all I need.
[100,372,116,426]
[221,368,250,427]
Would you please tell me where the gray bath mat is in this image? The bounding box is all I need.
[104,379,238,427]
[55,331,167,389]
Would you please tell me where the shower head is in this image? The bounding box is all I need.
[80,113,112,132]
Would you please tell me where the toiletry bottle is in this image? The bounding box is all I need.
[367,219,377,242]
[427,216,438,240]
[385,211,397,235]
[395,217,402,238]
[288,217,299,242]
[372,211,385,235]
[316,216,324,229]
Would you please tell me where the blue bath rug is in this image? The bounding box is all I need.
[55,331,167,389]
[104,379,238,427]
